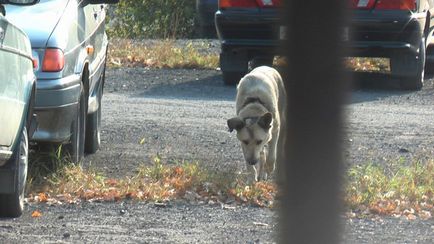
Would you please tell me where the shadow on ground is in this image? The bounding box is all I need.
[138,73,236,102]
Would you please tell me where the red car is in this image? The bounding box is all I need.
[348,0,434,90]
[215,0,283,85]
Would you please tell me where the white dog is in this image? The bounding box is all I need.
[227,66,286,181]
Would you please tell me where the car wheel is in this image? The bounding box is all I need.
[0,126,28,218]
[68,84,86,163]
[222,71,245,86]
[400,38,425,90]
[85,83,102,154]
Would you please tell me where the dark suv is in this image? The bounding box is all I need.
[349,0,434,90]
[215,0,283,85]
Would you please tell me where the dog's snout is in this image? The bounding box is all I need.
[247,160,258,165]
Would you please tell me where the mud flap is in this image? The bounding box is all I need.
[219,51,248,73]
[390,50,419,77]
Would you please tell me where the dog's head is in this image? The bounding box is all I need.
[227,112,273,165]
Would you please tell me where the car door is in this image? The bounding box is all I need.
[0,16,32,149]
[82,1,107,96]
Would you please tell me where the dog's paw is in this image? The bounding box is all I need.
[258,172,268,181]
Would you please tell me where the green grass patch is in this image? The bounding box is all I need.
[27,149,433,219]
[108,39,219,70]
[27,154,275,207]
[344,57,390,73]
[345,160,433,219]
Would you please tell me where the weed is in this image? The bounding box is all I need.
[345,159,433,218]
[26,153,434,218]
[27,155,276,207]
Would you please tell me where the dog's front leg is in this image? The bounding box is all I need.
[257,149,268,181]
[264,130,279,176]
[247,164,259,183]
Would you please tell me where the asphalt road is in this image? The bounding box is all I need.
[0,67,433,243]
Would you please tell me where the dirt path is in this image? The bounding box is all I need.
[0,67,433,243]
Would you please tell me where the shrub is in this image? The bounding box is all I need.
[107,0,196,39]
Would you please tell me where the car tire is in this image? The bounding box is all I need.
[424,45,434,74]
[0,126,28,218]
[222,71,245,86]
[85,83,102,154]
[400,38,425,91]
[68,84,86,163]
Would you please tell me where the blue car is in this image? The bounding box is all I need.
[5,0,118,163]
[0,0,38,218]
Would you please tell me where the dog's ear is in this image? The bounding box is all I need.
[258,112,273,130]
[227,117,245,132]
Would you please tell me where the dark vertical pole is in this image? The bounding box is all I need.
[279,1,348,243]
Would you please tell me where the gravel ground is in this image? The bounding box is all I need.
[1,59,434,242]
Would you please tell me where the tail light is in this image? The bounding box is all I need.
[375,0,416,10]
[219,0,258,8]
[42,48,64,72]
[32,58,38,69]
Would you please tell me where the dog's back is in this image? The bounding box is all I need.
[230,66,286,181]
[236,66,285,118]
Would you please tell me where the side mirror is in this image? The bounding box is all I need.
[0,0,39,5]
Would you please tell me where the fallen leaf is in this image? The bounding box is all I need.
[253,222,269,227]
[38,192,48,203]
[154,202,167,208]
[406,213,417,220]
[139,138,145,145]
[419,210,432,220]
[125,192,136,199]
[105,179,118,186]
[31,210,42,218]
[228,189,236,196]
[403,208,415,215]
[173,166,183,176]
[222,205,236,210]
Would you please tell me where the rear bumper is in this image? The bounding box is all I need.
[348,10,425,57]
[0,149,13,167]
[0,150,16,194]
[215,9,283,55]
[32,74,81,143]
